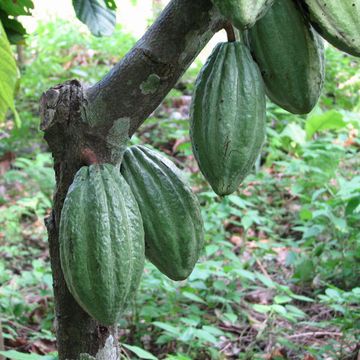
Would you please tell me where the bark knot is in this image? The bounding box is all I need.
[40,79,83,131]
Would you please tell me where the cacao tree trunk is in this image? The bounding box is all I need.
[40,1,223,359]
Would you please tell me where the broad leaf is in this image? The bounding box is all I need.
[280,123,306,145]
[0,20,20,124]
[0,350,56,360]
[0,11,27,44]
[152,321,180,335]
[194,329,218,344]
[72,0,116,37]
[182,291,206,304]
[305,110,346,139]
[0,0,34,16]
[122,344,158,360]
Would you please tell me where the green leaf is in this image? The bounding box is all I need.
[122,344,158,360]
[325,288,342,301]
[256,272,276,288]
[0,0,33,16]
[252,304,271,313]
[285,305,307,319]
[194,329,218,344]
[0,20,20,125]
[223,312,237,324]
[202,325,225,336]
[152,322,179,335]
[299,208,312,221]
[178,327,195,342]
[205,244,219,257]
[180,317,200,327]
[274,295,292,304]
[228,195,251,209]
[165,355,192,360]
[104,0,117,10]
[290,294,314,302]
[293,258,315,283]
[233,268,256,281]
[280,123,306,145]
[271,304,287,315]
[182,291,206,304]
[305,110,346,139]
[346,197,360,216]
[241,215,254,230]
[0,351,56,360]
[0,11,27,44]
[72,0,116,37]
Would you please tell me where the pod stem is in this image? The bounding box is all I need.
[224,22,236,43]
[81,148,99,165]
[235,28,244,43]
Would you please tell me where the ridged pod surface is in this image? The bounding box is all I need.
[299,0,360,57]
[121,145,204,281]
[248,0,325,114]
[212,0,274,30]
[59,164,145,325]
[190,42,266,196]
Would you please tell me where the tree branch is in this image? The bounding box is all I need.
[84,0,224,135]
[40,1,224,359]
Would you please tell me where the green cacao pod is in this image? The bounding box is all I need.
[248,0,325,114]
[59,164,145,325]
[212,0,274,30]
[121,145,204,281]
[299,0,360,57]
[190,41,266,196]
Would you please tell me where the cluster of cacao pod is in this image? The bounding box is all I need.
[58,0,360,327]
[59,146,204,325]
[191,0,360,196]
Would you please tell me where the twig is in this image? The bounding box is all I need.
[219,342,232,354]
[255,257,272,280]
[287,331,343,339]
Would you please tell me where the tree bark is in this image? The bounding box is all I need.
[40,0,223,359]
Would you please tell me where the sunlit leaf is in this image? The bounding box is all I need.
[280,122,306,145]
[0,0,34,16]
[305,110,346,139]
[0,20,20,125]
